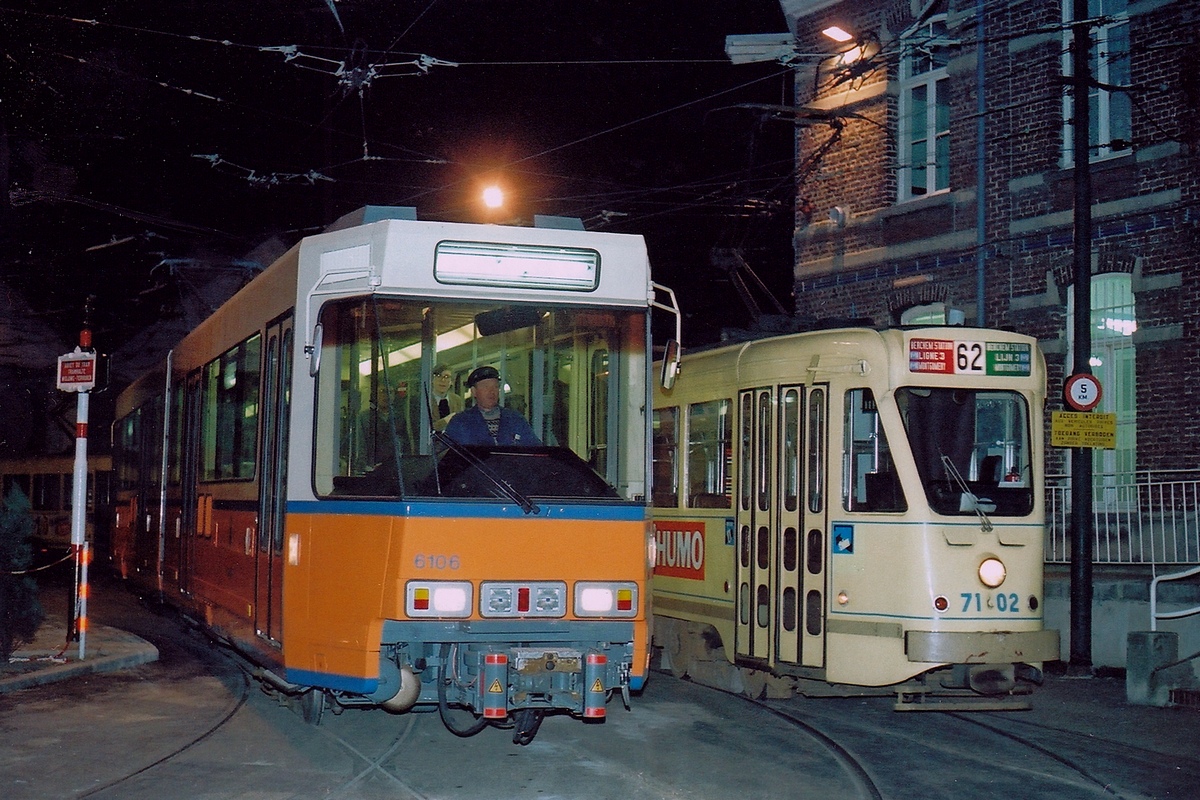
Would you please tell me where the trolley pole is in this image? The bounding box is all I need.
[57,324,98,660]
[1068,0,1095,671]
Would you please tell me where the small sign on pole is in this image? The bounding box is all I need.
[57,348,98,392]
[1051,410,1117,449]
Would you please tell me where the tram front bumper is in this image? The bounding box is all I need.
[906,628,1060,664]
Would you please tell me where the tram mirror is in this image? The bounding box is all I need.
[308,323,323,376]
[475,306,543,336]
[660,339,681,390]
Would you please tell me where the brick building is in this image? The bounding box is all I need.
[765,0,1198,513]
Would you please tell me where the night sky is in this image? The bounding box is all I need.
[1,1,796,362]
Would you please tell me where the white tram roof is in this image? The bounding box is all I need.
[657,325,1044,399]
[297,210,654,314]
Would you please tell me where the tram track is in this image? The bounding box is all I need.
[315,712,428,799]
[748,688,1148,799]
[74,665,251,798]
[947,713,1136,799]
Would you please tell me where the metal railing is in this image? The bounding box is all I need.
[1046,470,1200,565]
[1150,565,1200,631]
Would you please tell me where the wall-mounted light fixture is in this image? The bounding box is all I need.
[829,206,850,228]
[822,26,853,43]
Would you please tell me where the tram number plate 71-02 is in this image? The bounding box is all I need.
[961,592,1021,613]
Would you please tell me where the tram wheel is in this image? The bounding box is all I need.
[299,688,325,725]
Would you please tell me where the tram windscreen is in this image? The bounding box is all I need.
[895,388,1034,517]
[313,296,646,503]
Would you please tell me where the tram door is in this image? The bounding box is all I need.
[735,385,828,670]
[178,373,202,597]
[255,317,292,646]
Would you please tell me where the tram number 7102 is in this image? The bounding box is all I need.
[961,592,1021,613]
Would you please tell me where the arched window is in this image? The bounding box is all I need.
[1067,272,1137,505]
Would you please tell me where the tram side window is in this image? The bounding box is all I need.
[31,473,63,512]
[201,334,261,481]
[843,389,906,512]
[115,412,140,490]
[687,399,731,508]
[807,388,825,513]
[652,407,678,507]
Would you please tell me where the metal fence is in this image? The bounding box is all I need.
[1046,470,1200,565]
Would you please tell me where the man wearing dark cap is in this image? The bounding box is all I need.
[444,366,541,446]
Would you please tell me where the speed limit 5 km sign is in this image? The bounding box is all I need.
[1064,373,1102,412]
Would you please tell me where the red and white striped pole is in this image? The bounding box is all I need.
[69,328,92,660]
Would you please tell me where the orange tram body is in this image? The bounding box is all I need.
[651,326,1061,708]
[111,208,671,742]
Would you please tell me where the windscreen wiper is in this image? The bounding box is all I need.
[940,454,994,533]
[431,429,541,515]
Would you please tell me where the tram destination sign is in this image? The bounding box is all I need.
[908,338,1032,376]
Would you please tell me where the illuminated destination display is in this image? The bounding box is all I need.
[434,240,600,290]
[909,338,1032,376]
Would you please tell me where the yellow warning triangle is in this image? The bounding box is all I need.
[591,679,604,693]
[488,679,504,693]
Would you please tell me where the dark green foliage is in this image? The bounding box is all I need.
[0,485,45,660]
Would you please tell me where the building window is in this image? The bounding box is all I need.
[898,14,950,201]
[1067,272,1137,505]
[1062,0,1132,164]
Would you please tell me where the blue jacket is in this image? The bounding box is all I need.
[444,406,541,446]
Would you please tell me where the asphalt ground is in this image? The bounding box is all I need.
[2,568,1200,800]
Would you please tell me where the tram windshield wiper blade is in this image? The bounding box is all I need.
[432,430,541,515]
[940,454,994,533]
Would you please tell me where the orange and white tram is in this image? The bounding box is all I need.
[111,208,673,741]
[651,326,1060,707]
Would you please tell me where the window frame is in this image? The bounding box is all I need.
[1061,0,1132,165]
[897,13,951,201]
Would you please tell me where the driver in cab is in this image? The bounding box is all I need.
[444,366,541,447]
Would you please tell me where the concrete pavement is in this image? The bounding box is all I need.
[1,609,158,694]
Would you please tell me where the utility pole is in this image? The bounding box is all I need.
[1069,0,1095,671]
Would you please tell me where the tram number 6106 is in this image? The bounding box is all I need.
[414,554,461,570]
[961,591,1021,613]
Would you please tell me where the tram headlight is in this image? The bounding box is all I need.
[978,558,1007,588]
[575,582,638,617]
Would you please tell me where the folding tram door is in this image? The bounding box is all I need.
[255,316,292,646]
[734,383,828,672]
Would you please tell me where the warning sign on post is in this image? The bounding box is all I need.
[57,349,97,392]
[1050,411,1117,449]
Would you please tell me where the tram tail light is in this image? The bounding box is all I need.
[405,581,473,618]
[575,582,638,618]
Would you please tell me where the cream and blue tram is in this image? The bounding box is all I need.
[651,326,1060,705]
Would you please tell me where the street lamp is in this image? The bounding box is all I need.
[482,185,504,209]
